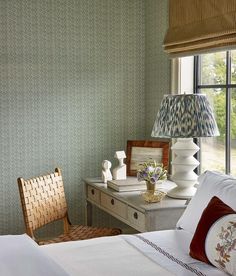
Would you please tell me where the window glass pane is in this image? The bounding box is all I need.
[231,50,236,84]
[231,88,236,176]
[200,52,226,85]
[200,88,226,173]
[180,56,194,94]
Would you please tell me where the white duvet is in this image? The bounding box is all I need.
[0,230,228,276]
[41,230,228,276]
[0,234,68,276]
[41,233,173,276]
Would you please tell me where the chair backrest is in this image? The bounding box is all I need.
[18,168,70,240]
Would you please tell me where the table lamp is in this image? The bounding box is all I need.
[151,94,219,199]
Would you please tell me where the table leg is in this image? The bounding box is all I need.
[85,200,92,226]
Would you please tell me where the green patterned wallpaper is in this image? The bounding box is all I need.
[0,0,169,235]
[145,0,170,137]
[0,0,145,234]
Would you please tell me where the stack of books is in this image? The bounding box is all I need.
[107,177,146,192]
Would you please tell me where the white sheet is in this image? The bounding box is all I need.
[41,230,228,276]
[0,234,68,276]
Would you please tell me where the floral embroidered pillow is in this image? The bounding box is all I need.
[189,196,236,275]
[205,214,236,275]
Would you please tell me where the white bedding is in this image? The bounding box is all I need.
[0,230,228,275]
[41,230,228,276]
[0,234,68,276]
[124,230,227,276]
[41,234,174,276]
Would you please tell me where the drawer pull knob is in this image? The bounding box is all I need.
[91,189,95,195]
[133,212,138,219]
[111,199,115,205]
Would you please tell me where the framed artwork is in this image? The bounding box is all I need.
[126,140,170,176]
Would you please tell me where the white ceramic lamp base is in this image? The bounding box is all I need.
[168,138,200,199]
[167,185,197,199]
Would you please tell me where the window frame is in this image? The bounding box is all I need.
[193,52,236,174]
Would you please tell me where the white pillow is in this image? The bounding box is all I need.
[176,170,236,234]
[205,214,236,276]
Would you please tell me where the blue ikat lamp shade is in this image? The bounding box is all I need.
[151,94,220,138]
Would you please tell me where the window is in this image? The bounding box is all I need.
[194,51,236,176]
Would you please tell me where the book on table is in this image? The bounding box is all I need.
[107,177,146,192]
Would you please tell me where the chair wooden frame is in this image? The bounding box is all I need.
[18,168,121,245]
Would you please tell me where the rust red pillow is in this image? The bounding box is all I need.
[189,196,236,263]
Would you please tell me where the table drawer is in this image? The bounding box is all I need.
[128,206,145,230]
[87,185,100,204]
[101,193,127,219]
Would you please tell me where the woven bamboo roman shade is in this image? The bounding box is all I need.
[164,0,236,56]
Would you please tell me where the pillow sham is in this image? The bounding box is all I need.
[176,170,236,234]
[206,214,236,275]
[189,196,236,276]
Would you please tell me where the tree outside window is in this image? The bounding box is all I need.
[195,51,236,176]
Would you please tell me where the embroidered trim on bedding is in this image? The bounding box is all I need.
[135,235,206,276]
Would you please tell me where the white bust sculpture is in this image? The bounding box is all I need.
[112,151,127,180]
[101,160,112,184]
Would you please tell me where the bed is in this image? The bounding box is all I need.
[1,171,235,276]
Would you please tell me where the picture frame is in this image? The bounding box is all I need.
[126,140,170,176]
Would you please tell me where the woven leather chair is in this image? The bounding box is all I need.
[17,168,121,245]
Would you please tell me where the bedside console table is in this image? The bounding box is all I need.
[84,178,187,232]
